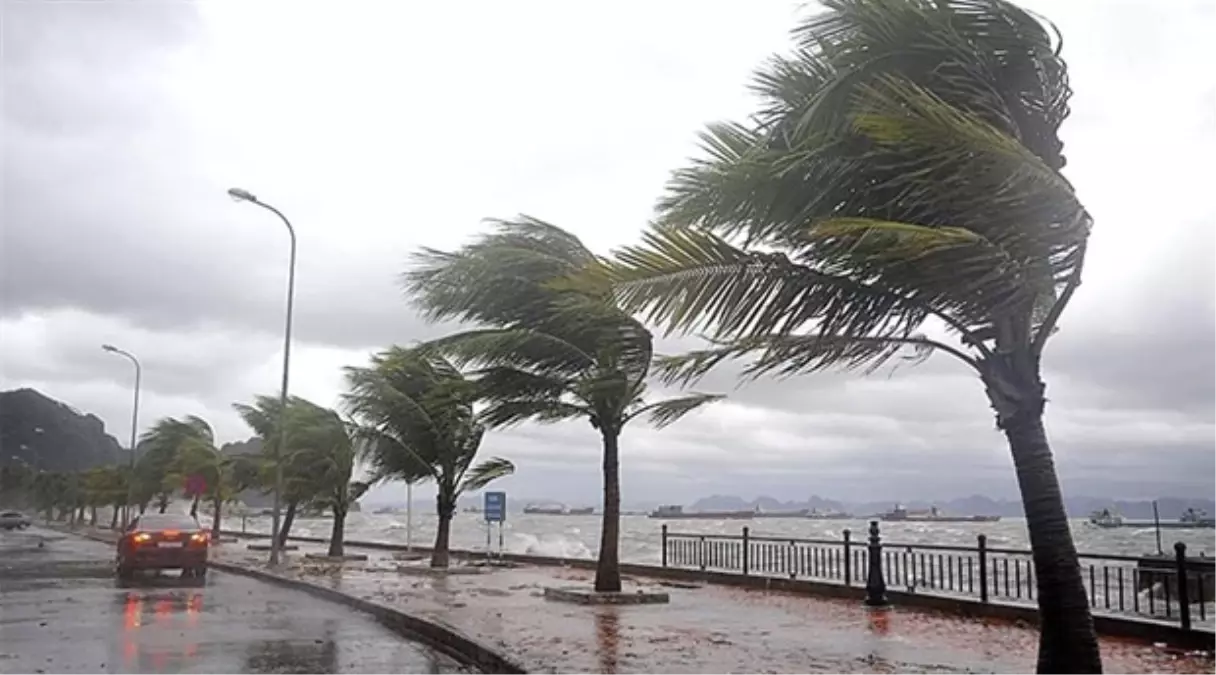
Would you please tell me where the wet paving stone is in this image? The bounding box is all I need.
[209,538,1215,674]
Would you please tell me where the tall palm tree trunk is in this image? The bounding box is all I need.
[276,501,298,547]
[157,493,169,513]
[89,506,97,526]
[189,494,200,518]
[1006,411,1102,673]
[109,505,120,530]
[211,496,223,538]
[595,428,622,593]
[328,504,347,558]
[431,494,454,568]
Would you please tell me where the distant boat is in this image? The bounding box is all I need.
[373,506,399,515]
[648,505,755,520]
[755,508,810,518]
[879,504,1000,523]
[522,503,593,516]
[1089,507,1214,529]
[806,509,854,520]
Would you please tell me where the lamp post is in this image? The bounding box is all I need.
[228,187,296,567]
[102,344,141,529]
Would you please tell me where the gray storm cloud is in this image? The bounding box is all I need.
[2,0,1212,503]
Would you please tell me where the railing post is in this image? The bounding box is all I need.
[865,520,888,607]
[1175,541,1192,631]
[977,534,989,604]
[843,529,853,587]
[742,527,750,576]
[661,524,668,568]
[699,536,707,571]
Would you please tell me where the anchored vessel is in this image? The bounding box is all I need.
[1088,507,1215,529]
[878,504,1000,523]
[522,504,595,516]
[648,505,755,520]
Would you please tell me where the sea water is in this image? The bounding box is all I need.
[225,511,1216,562]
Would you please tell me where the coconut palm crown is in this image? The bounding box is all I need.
[602,1,1097,672]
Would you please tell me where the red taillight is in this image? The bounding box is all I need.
[163,530,180,537]
[131,532,152,545]
[190,532,209,545]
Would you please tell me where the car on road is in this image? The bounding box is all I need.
[117,513,210,581]
[0,511,32,530]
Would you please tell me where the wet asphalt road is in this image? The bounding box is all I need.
[0,527,471,674]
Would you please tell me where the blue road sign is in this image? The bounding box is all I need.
[484,491,506,523]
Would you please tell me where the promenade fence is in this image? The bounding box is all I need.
[661,522,1215,633]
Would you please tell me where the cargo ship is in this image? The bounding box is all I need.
[806,509,854,520]
[754,508,810,518]
[1089,507,1215,529]
[648,505,755,520]
[522,504,595,516]
[879,504,1000,523]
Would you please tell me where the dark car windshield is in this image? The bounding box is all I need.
[134,514,200,531]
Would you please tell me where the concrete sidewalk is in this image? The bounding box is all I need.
[211,538,1212,674]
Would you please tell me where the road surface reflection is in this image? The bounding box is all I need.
[120,588,203,671]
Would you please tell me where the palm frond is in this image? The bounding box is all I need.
[403,215,602,327]
[348,480,372,504]
[850,75,1086,257]
[344,345,486,495]
[472,366,572,401]
[608,225,928,341]
[479,399,591,428]
[641,0,1084,366]
[458,457,515,494]
[421,328,596,377]
[624,393,725,429]
[653,331,959,388]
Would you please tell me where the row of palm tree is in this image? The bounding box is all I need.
[391,0,1100,671]
[1,464,118,527]
[1,360,519,566]
[2,396,365,557]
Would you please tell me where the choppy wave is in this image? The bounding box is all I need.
[221,511,1215,561]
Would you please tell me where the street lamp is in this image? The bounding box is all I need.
[228,186,297,567]
[102,343,141,528]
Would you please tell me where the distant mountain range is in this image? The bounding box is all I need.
[688,494,1216,520]
[0,388,124,472]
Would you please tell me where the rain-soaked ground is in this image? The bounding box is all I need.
[207,538,1214,675]
[0,527,472,674]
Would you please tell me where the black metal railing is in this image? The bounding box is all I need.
[661,523,1214,633]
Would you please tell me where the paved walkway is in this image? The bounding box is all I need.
[1,526,469,674]
[211,538,1212,674]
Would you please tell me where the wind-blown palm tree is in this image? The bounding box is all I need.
[233,395,321,546]
[602,1,1095,671]
[140,416,218,518]
[404,218,723,591]
[344,346,514,568]
[234,395,363,547]
[174,434,264,538]
[279,402,370,557]
[32,471,66,522]
[82,465,127,528]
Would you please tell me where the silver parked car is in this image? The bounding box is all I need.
[0,511,32,530]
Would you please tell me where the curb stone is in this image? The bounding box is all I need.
[48,525,525,674]
[209,560,527,674]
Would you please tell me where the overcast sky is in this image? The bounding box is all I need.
[2,0,1213,506]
